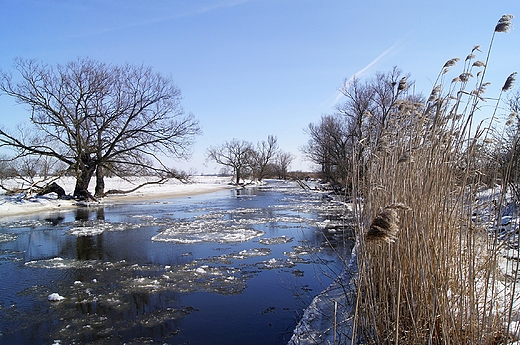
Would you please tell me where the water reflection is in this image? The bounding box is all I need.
[76,235,103,260]
[75,206,106,221]
[44,215,65,226]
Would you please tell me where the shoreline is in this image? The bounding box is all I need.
[102,184,234,204]
[0,179,235,219]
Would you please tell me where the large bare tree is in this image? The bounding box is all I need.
[0,58,201,199]
[302,67,413,184]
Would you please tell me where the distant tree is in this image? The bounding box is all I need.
[0,58,201,199]
[250,135,279,181]
[206,139,254,184]
[0,154,17,179]
[302,67,413,184]
[273,151,294,179]
[301,114,350,183]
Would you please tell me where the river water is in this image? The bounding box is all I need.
[0,180,353,345]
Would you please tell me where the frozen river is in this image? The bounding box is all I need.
[0,180,354,344]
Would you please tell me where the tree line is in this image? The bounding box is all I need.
[206,135,294,184]
[301,65,520,194]
[2,56,517,201]
[0,57,296,199]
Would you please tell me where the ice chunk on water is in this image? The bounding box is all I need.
[26,257,96,269]
[259,236,293,245]
[67,221,141,236]
[48,293,65,301]
[237,248,271,257]
[255,257,295,269]
[152,222,264,244]
[0,233,17,243]
[195,266,207,274]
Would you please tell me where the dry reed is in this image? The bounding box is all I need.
[350,14,518,344]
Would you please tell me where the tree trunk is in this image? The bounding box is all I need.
[94,166,105,198]
[73,167,95,200]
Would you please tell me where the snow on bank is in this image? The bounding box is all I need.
[0,175,235,218]
[289,248,358,345]
[289,186,520,344]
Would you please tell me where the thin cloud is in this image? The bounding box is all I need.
[64,0,254,39]
[190,0,253,16]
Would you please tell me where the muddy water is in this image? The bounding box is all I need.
[0,180,354,345]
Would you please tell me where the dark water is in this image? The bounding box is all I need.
[0,180,354,345]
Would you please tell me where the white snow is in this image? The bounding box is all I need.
[0,175,235,218]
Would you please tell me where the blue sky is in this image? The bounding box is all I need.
[0,0,518,173]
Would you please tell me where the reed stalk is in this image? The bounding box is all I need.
[350,14,517,344]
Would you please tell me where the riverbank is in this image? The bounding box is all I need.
[0,176,235,217]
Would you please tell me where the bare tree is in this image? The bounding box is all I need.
[0,58,201,199]
[250,135,279,181]
[273,151,294,179]
[302,67,414,185]
[301,114,350,183]
[206,139,254,184]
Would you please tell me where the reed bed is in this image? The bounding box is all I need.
[350,14,519,344]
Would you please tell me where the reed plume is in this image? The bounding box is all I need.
[495,14,514,33]
[443,57,460,68]
[398,76,407,91]
[366,203,410,243]
[502,72,517,92]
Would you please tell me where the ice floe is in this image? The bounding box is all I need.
[259,235,293,245]
[0,232,17,243]
[152,223,265,243]
[48,293,66,301]
[67,220,142,236]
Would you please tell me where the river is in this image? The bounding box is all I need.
[0,180,353,345]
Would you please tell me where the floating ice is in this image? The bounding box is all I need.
[25,257,97,269]
[259,236,293,245]
[48,293,65,301]
[237,248,271,257]
[152,222,264,244]
[67,221,141,236]
[131,214,155,221]
[0,233,17,243]
[255,257,295,269]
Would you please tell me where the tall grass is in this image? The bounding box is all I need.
[351,14,518,344]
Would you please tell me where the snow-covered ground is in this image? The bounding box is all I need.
[0,175,235,218]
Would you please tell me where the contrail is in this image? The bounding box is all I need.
[63,0,253,39]
[323,40,402,109]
